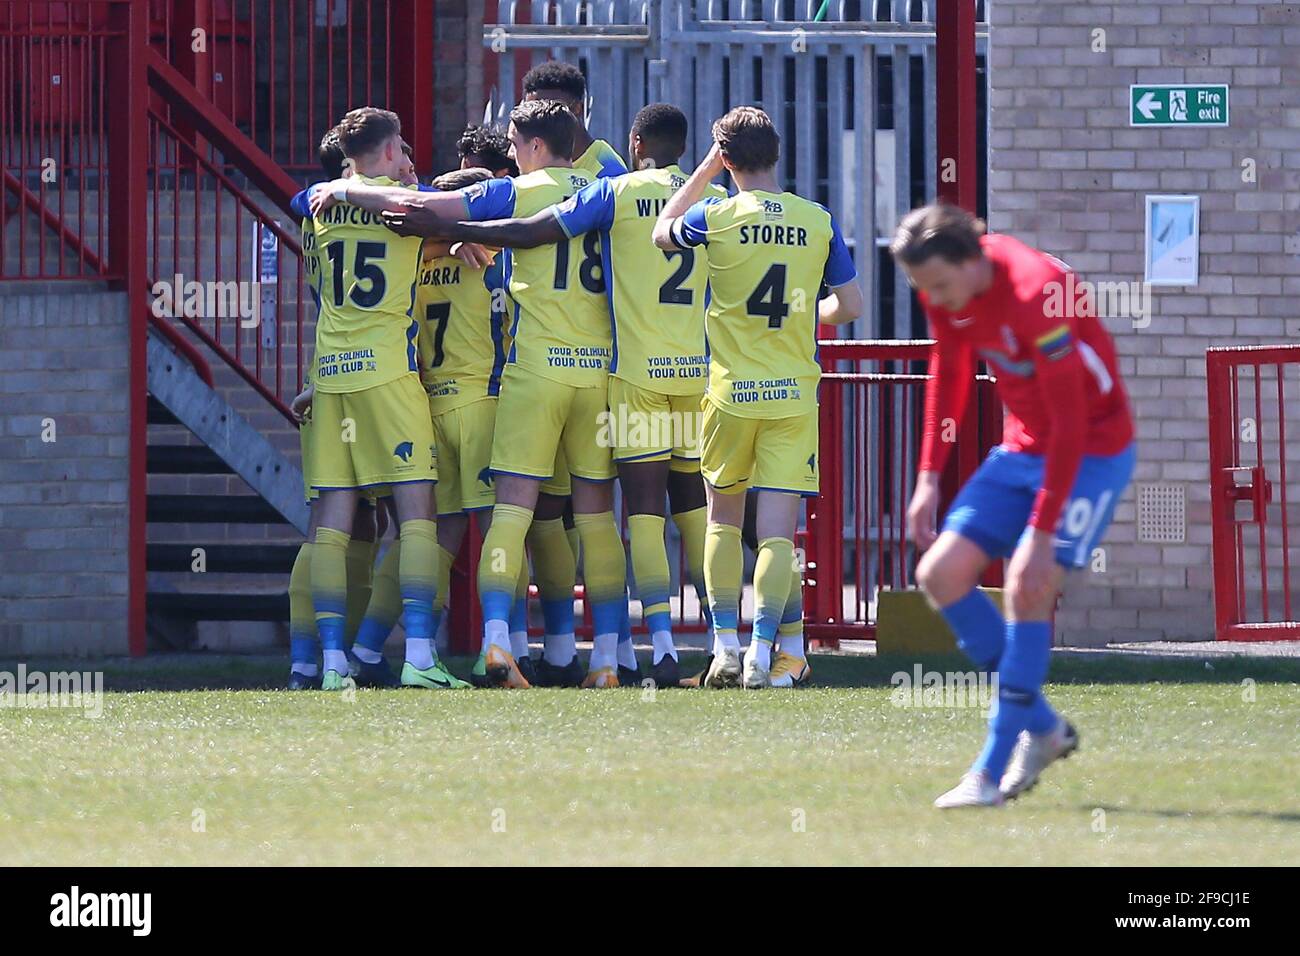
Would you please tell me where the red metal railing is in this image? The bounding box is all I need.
[1207,345,1300,641]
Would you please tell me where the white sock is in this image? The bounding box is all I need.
[544,632,576,666]
[510,630,530,661]
[405,637,435,670]
[713,629,740,655]
[484,619,510,654]
[351,644,382,664]
[652,630,677,663]
[291,662,319,677]
[322,649,349,676]
[617,637,638,670]
[590,632,618,671]
[746,638,772,670]
[777,632,805,660]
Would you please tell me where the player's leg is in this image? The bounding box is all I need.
[566,383,627,688]
[927,450,1040,807]
[287,498,321,689]
[311,487,361,689]
[666,464,708,687]
[527,486,581,686]
[997,443,1135,800]
[344,499,377,648]
[475,367,559,687]
[770,573,810,687]
[739,408,818,688]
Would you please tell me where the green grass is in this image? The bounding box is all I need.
[1,653,1298,865]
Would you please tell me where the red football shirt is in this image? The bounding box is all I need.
[918,233,1133,530]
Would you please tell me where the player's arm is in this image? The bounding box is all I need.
[817,213,863,325]
[907,330,974,550]
[402,208,565,249]
[653,143,726,249]
[308,177,466,223]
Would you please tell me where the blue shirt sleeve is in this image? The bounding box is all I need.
[823,213,857,287]
[290,187,313,219]
[462,177,517,221]
[552,178,616,238]
[597,154,628,179]
[671,197,720,248]
[416,183,437,192]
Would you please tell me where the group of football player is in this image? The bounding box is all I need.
[286,60,861,696]
[286,57,1136,808]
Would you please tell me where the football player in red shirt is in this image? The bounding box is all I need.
[893,203,1135,808]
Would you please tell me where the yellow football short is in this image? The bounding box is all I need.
[607,377,704,467]
[431,397,497,515]
[699,400,820,497]
[308,374,437,491]
[540,447,572,498]
[491,365,615,483]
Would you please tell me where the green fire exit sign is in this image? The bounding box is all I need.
[1130,84,1229,127]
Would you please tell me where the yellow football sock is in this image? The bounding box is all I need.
[526,517,577,608]
[573,511,627,644]
[672,505,709,625]
[704,522,743,644]
[344,538,375,642]
[566,525,582,567]
[628,513,672,635]
[398,518,439,644]
[311,527,351,652]
[288,542,317,669]
[478,503,533,632]
[778,572,805,659]
[434,545,456,616]
[752,536,795,647]
[353,541,401,654]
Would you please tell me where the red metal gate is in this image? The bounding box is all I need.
[1207,345,1300,640]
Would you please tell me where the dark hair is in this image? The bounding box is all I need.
[335,107,402,159]
[318,128,346,179]
[522,60,586,101]
[712,106,779,172]
[457,124,516,175]
[631,103,687,160]
[432,167,493,192]
[889,203,987,267]
[509,100,577,161]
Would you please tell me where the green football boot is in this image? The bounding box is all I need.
[320,669,349,691]
[400,660,472,690]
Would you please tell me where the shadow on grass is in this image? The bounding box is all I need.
[1082,804,1300,825]
[0,650,1297,693]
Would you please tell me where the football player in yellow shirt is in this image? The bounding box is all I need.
[399,104,722,689]
[654,107,863,689]
[313,100,628,689]
[302,107,460,691]
[522,60,628,180]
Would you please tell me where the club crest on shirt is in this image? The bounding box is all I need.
[761,198,784,220]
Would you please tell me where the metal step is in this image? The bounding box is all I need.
[147,444,235,475]
[147,493,291,524]
[147,394,181,426]
[149,591,289,622]
[147,542,300,574]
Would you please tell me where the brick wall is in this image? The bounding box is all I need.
[0,285,130,655]
[432,1,478,173]
[987,0,1300,643]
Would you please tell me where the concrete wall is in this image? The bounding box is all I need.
[0,285,131,655]
[987,0,1300,643]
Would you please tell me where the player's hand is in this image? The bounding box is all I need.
[381,199,446,238]
[290,384,314,425]
[451,241,493,270]
[308,181,343,217]
[907,471,941,551]
[702,142,727,177]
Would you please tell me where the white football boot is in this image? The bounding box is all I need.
[741,642,770,689]
[704,646,742,688]
[933,771,1005,809]
[1000,719,1079,800]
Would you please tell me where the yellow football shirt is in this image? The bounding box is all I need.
[670,189,857,419]
[461,167,611,387]
[299,215,321,388]
[553,164,725,394]
[311,175,424,393]
[415,250,505,414]
[572,138,627,179]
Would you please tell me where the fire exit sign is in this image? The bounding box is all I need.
[1130,84,1229,127]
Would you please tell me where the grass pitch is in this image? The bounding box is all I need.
[2,652,1298,866]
